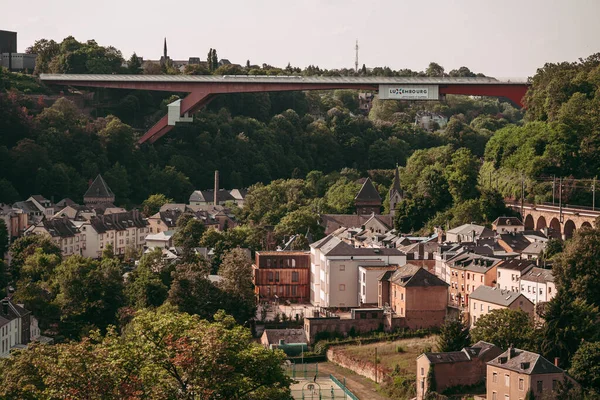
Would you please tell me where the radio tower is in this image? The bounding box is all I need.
[354,39,359,73]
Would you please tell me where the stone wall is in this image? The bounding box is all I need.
[305,317,382,344]
[326,346,390,383]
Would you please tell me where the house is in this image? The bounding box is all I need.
[496,259,535,293]
[319,213,393,236]
[0,204,27,241]
[148,208,181,234]
[415,111,448,131]
[487,347,572,400]
[310,235,406,308]
[446,252,502,308]
[520,267,556,304]
[354,178,382,215]
[90,210,148,257]
[492,217,525,234]
[398,241,438,272]
[155,204,236,232]
[469,286,534,326]
[13,200,44,226]
[252,251,311,301]
[416,341,502,400]
[260,329,308,355]
[26,195,55,219]
[83,174,115,206]
[389,167,404,217]
[446,223,495,243]
[0,298,31,358]
[497,233,534,257]
[29,217,86,257]
[379,264,449,328]
[521,241,546,260]
[52,203,96,221]
[145,230,175,249]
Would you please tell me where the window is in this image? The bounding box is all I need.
[492,392,497,400]
[421,367,424,376]
[504,396,509,400]
[363,272,366,282]
[552,380,558,391]
[339,284,345,291]
[488,306,491,312]
[268,272,274,282]
[359,313,366,319]
[505,374,510,386]
[492,372,498,383]
[474,302,477,310]
[480,304,483,311]
[548,287,552,294]
[339,265,345,271]
[401,293,404,301]
[291,272,299,283]
[362,286,366,295]
[498,271,501,278]
[371,313,378,319]
[291,286,297,296]
[275,272,280,282]
[537,381,543,393]
[519,378,524,390]
[481,276,484,282]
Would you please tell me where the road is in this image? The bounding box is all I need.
[316,362,390,400]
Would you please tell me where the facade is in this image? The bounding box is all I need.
[0,298,31,358]
[520,267,556,304]
[358,264,396,306]
[310,235,406,308]
[496,259,535,293]
[415,111,448,131]
[379,264,449,328]
[492,217,525,234]
[27,195,56,219]
[83,174,115,206]
[469,286,535,326]
[252,251,311,301]
[260,328,307,350]
[416,341,502,400]
[354,178,382,215]
[145,231,174,249]
[90,211,148,257]
[320,213,393,236]
[1,53,36,71]
[30,217,87,257]
[487,347,569,400]
[447,252,502,308]
[0,204,27,241]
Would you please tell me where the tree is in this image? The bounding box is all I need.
[9,235,62,281]
[218,248,256,325]
[53,256,124,338]
[168,262,224,320]
[274,207,323,241]
[426,62,445,77]
[437,316,470,352]
[0,219,8,258]
[127,52,142,74]
[569,341,600,395]
[141,193,173,217]
[172,213,206,262]
[471,309,536,351]
[444,147,480,203]
[324,177,361,214]
[125,259,168,309]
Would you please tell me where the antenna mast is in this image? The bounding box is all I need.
[355,39,359,73]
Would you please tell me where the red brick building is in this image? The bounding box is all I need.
[253,251,310,302]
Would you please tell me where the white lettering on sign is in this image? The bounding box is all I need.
[387,87,430,99]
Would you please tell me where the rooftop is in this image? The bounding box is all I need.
[84,174,115,201]
[469,286,530,307]
[256,251,310,256]
[493,217,524,226]
[488,348,563,375]
[521,267,554,283]
[262,329,307,345]
[497,259,536,272]
[355,178,381,202]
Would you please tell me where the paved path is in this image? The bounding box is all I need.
[316,362,389,400]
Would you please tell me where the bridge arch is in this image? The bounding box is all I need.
[549,218,561,239]
[581,221,593,230]
[536,216,547,231]
[564,220,576,239]
[524,214,534,230]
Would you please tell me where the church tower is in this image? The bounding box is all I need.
[389,166,404,216]
[163,37,167,59]
[161,38,169,66]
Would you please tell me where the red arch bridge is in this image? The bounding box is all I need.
[39,74,529,144]
[507,202,598,240]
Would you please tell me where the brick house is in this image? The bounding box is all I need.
[416,341,502,400]
[487,347,572,400]
[446,252,502,308]
[252,251,310,302]
[378,264,449,329]
[469,286,534,326]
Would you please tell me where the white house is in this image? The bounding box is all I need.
[446,223,495,243]
[310,235,406,308]
[520,267,556,304]
[496,259,535,293]
[492,217,524,234]
[358,264,397,306]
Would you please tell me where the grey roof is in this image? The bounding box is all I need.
[447,252,502,273]
[317,236,405,257]
[497,259,535,273]
[390,167,401,194]
[424,351,470,364]
[41,217,79,238]
[447,223,495,238]
[320,214,393,235]
[40,74,527,85]
[422,341,501,365]
[469,286,530,307]
[355,178,381,202]
[499,233,532,252]
[522,241,546,255]
[493,217,524,226]
[90,210,147,233]
[488,348,564,375]
[263,329,307,345]
[389,264,448,288]
[521,267,554,284]
[84,174,115,200]
[189,189,236,203]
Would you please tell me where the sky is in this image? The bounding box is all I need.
[3,0,600,78]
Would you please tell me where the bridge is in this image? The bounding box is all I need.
[507,202,598,240]
[39,74,529,144]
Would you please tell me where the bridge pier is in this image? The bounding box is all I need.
[509,203,597,240]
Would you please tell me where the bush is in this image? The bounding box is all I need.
[396,345,405,353]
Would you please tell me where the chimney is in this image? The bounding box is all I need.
[508,344,514,359]
[214,170,219,205]
[554,357,559,367]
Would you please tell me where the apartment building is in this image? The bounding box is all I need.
[520,267,556,304]
[447,252,502,308]
[469,286,534,326]
[253,251,310,301]
[90,211,148,256]
[496,259,535,293]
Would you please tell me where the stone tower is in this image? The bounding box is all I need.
[354,178,382,215]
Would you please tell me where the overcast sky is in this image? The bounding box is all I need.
[4,0,599,78]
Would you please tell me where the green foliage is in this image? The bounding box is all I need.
[9,235,62,281]
[172,213,206,262]
[218,248,257,325]
[471,309,536,351]
[569,341,600,395]
[0,219,8,257]
[427,364,437,393]
[141,193,173,217]
[445,148,480,203]
[323,177,362,214]
[437,317,471,352]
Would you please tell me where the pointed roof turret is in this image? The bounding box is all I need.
[391,165,401,194]
[84,174,115,205]
[355,177,381,202]
[163,37,168,59]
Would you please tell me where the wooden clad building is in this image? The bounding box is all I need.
[253,251,310,302]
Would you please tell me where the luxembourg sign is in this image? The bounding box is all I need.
[378,84,439,100]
